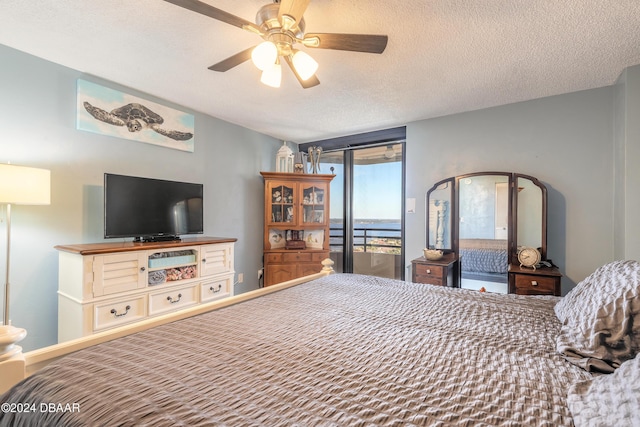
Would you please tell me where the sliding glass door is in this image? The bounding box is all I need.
[320,143,404,279]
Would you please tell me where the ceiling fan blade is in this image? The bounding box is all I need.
[208,47,254,72]
[303,33,388,54]
[278,0,311,27]
[163,0,257,30]
[283,55,320,89]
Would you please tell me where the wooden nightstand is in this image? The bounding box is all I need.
[508,264,562,296]
[411,253,459,287]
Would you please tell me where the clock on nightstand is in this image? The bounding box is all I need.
[517,247,541,269]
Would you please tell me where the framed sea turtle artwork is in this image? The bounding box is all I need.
[76,79,195,152]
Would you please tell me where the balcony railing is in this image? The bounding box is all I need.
[329,225,401,254]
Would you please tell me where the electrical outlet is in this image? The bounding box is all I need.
[237,273,244,283]
[258,269,264,280]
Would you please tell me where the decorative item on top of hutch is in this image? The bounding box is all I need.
[276,141,294,173]
[261,171,334,286]
[293,152,307,173]
[307,146,323,173]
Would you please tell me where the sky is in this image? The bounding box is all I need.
[327,160,402,221]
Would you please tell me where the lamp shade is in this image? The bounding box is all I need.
[251,41,278,71]
[261,62,282,88]
[291,50,318,81]
[0,164,51,205]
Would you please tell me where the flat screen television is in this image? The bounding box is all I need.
[104,173,203,242]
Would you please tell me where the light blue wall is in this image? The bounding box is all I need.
[0,44,281,351]
[614,64,640,259]
[406,87,616,294]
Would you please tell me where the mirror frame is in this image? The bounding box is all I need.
[425,177,455,252]
[426,171,547,265]
[511,172,548,263]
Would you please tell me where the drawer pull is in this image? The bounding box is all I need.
[426,269,431,274]
[167,293,182,304]
[209,284,222,294]
[110,305,131,318]
[531,281,538,287]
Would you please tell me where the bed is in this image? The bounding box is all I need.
[459,238,508,283]
[1,261,639,426]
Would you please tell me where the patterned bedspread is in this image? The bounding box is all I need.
[0,274,592,426]
[460,238,508,273]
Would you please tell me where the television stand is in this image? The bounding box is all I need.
[135,235,181,243]
[55,236,237,342]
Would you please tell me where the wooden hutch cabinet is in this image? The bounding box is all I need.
[261,172,334,286]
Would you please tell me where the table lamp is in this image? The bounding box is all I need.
[0,164,50,361]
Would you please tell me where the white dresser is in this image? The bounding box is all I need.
[56,237,236,342]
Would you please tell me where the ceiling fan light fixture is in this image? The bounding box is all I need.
[261,61,282,88]
[291,50,318,81]
[251,41,278,71]
[165,0,388,89]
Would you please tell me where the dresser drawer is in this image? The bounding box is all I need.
[265,253,283,263]
[311,252,329,262]
[200,277,232,303]
[283,252,312,263]
[93,295,146,331]
[149,284,199,316]
[514,274,557,295]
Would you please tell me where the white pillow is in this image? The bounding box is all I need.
[555,260,640,372]
[568,356,640,427]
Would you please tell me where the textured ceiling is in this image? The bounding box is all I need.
[1,0,640,143]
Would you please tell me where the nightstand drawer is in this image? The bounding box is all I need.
[414,264,445,286]
[514,274,557,295]
[415,264,444,278]
[415,274,444,286]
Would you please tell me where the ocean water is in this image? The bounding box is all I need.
[330,219,401,231]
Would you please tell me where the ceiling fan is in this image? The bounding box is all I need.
[163,0,388,88]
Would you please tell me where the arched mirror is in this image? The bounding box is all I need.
[426,172,548,293]
[457,173,511,287]
[513,175,547,262]
[427,178,454,251]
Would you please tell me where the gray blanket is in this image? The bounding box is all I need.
[460,239,508,274]
[0,274,592,426]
